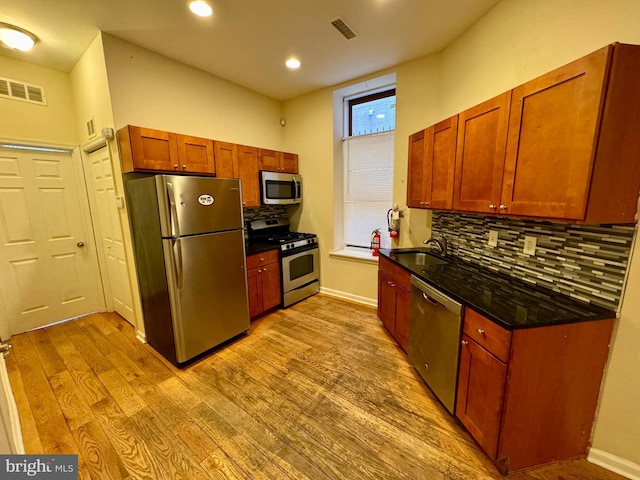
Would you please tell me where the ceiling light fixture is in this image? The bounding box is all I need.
[285,58,301,70]
[0,23,38,51]
[189,0,213,17]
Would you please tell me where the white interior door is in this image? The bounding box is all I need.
[83,144,135,325]
[0,146,104,337]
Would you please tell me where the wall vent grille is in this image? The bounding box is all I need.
[0,77,47,105]
[330,17,357,40]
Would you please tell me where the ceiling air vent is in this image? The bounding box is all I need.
[0,77,47,105]
[330,17,357,40]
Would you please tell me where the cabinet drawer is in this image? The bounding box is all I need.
[379,256,411,291]
[464,309,511,362]
[246,249,280,269]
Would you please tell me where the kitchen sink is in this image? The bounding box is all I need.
[389,248,448,268]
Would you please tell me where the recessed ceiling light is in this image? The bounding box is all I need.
[0,23,38,51]
[189,1,213,17]
[285,58,301,69]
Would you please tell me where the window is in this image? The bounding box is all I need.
[342,88,396,250]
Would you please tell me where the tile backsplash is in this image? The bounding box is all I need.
[431,212,636,310]
[243,205,287,228]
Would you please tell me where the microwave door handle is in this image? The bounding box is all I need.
[166,182,180,238]
[293,177,299,200]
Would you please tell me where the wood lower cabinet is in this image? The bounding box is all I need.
[407,116,458,210]
[246,250,281,318]
[258,148,298,173]
[377,256,410,352]
[118,125,214,174]
[456,308,614,473]
[213,141,260,207]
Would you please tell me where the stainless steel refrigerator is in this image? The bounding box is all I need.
[125,174,250,365]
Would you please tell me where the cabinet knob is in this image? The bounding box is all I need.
[182,165,187,170]
[461,339,468,346]
[478,328,485,335]
[499,204,507,211]
[174,164,179,170]
[489,204,497,210]
[424,201,430,207]
[260,257,264,261]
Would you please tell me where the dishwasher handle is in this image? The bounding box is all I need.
[411,275,463,316]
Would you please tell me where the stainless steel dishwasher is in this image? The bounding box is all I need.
[409,275,464,414]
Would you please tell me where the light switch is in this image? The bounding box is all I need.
[488,230,498,247]
[115,196,125,209]
[523,236,537,255]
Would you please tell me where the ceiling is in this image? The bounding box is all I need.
[0,0,500,101]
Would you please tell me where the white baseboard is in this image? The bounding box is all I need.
[135,330,147,344]
[588,448,640,480]
[319,287,377,308]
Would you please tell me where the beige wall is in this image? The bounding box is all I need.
[0,56,77,146]
[284,0,640,470]
[69,33,145,337]
[101,34,285,149]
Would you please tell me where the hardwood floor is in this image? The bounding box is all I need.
[6,294,623,480]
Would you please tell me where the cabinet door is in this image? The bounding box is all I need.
[406,129,427,208]
[501,47,610,219]
[394,285,410,352]
[453,92,511,214]
[378,271,396,333]
[456,335,507,460]
[261,262,282,311]
[258,149,280,171]
[237,146,261,207]
[177,135,215,174]
[280,153,299,174]
[127,126,178,171]
[429,116,458,209]
[246,267,263,318]
[213,141,237,179]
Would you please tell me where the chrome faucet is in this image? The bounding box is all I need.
[424,235,448,257]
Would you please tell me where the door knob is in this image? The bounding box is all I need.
[0,343,12,358]
[77,242,85,248]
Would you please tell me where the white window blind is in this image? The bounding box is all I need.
[343,131,395,249]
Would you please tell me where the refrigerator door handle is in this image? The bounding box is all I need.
[173,238,184,289]
[166,182,181,238]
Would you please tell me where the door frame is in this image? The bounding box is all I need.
[80,137,115,313]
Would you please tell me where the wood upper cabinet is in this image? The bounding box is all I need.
[407,116,458,210]
[417,43,640,223]
[453,92,511,214]
[118,125,214,174]
[456,308,614,474]
[258,148,299,173]
[213,142,260,207]
[377,256,411,352]
[500,46,609,219]
[176,135,215,174]
[406,129,427,208]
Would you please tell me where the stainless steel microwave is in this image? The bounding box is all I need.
[261,171,302,205]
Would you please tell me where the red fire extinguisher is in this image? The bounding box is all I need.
[388,205,400,239]
[371,229,381,256]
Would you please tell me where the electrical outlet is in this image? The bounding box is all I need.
[523,236,537,255]
[488,230,498,247]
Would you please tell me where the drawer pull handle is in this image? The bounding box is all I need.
[478,328,485,335]
[461,340,468,346]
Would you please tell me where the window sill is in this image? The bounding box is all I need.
[329,248,380,264]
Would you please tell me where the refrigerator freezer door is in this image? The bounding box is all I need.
[156,175,243,237]
[163,229,249,363]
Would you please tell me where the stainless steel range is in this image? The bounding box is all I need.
[249,218,319,307]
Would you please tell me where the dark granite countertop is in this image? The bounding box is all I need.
[379,248,616,330]
[245,241,280,256]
